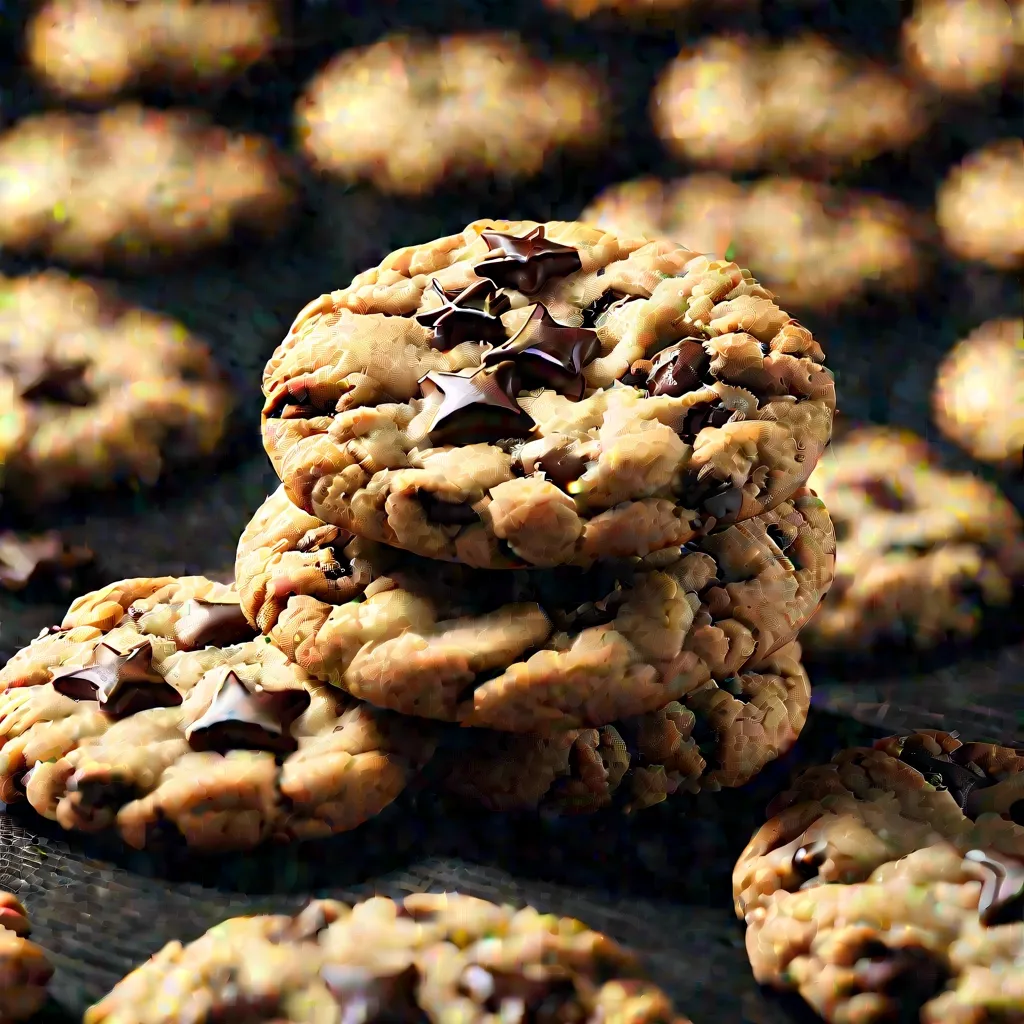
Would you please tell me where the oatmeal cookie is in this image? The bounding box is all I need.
[581,174,923,312]
[262,219,836,568]
[0,891,52,1022]
[440,641,810,813]
[295,33,605,197]
[651,35,927,173]
[804,426,1024,652]
[733,730,1024,1024]
[86,892,693,1024]
[26,0,282,102]
[0,272,232,503]
[0,576,436,852]
[937,139,1024,271]
[234,485,833,732]
[0,105,296,270]
[934,319,1024,468]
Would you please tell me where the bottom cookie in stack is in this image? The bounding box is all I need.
[733,730,1024,1024]
[85,892,694,1024]
[0,891,52,1021]
[0,576,437,853]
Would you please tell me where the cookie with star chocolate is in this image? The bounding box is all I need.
[0,891,53,1022]
[0,575,436,851]
[0,272,232,504]
[263,218,836,569]
[233,484,833,732]
[733,729,1024,1024]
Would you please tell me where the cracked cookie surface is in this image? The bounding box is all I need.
[234,484,833,732]
[0,105,295,270]
[262,218,835,569]
[0,271,232,503]
[733,730,1024,1024]
[0,576,436,852]
[804,426,1024,652]
[0,891,52,1022]
[86,892,693,1024]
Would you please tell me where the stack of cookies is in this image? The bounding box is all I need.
[0,218,837,853]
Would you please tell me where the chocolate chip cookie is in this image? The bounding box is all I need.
[27,0,282,102]
[0,105,296,270]
[733,730,1024,1024]
[804,426,1024,652]
[85,892,694,1024]
[581,174,923,312]
[234,485,833,732]
[441,640,810,813]
[0,272,232,503]
[295,34,606,196]
[0,891,52,1022]
[934,318,1024,468]
[263,219,836,568]
[0,576,436,852]
[651,35,927,174]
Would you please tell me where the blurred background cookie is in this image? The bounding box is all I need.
[933,318,1024,469]
[651,34,928,174]
[581,175,924,313]
[936,138,1024,270]
[25,0,283,102]
[294,33,606,197]
[0,891,52,1021]
[539,0,755,23]
[0,105,297,270]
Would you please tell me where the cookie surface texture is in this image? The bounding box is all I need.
[262,218,836,569]
[85,892,694,1024]
[733,730,1024,1024]
[234,484,833,731]
[0,576,436,852]
[0,891,52,1022]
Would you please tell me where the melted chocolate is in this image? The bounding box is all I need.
[646,341,711,399]
[415,279,511,350]
[419,364,533,446]
[173,601,257,652]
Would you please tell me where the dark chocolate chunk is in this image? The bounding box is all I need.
[897,745,989,810]
[1009,799,1024,826]
[50,641,183,718]
[0,531,94,594]
[701,483,743,524]
[64,776,141,818]
[419,363,533,446]
[415,279,511,350]
[482,303,599,400]
[964,849,1024,926]
[478,970,580,1023]
[792,839,829,886]
[322,963,425,1024]
[859,479,908,513]
[679,401,735,441]
[419,492,480,525]
[580,288,631,328]
[8,355,93,406]
[646,341,711,398]
[852,942,947,1006]
[474,226,583,295]
[185,672,310,755]
[173,601,257,652]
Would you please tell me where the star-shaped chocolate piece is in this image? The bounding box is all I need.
[897,745,990,810]
[964,849,1024,926]
[482,304,600,401]
[644,340,711,399]
[419,364,534,447]
[50,641,182,719]
[414,279,511,351]
[185,671,311,755]
[5,354,93,406]
[474,226,583,295]
[0,531,94,594]
[172,601,258,652]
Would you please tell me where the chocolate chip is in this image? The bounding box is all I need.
[792,839,828,885]
[479,971,581,1024]
[679,401,735,441]
[419,493,480,526]
[415,279,510,350]
[852,942,947,1008]
[11,356,93,406]
[702,483,743,524]
[580,288,631,328]
[964,849,1024,926]
[173,601,258,652]
[65,776,140,816]
[897,745,989,810]
[1009,799,1024,826]
[646,341,711,399]
[474,226,583,295]
[419,364,534,447]
[860,479,908,513]
[322,963,425,1024]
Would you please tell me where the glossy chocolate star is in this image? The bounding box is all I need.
[645,340,711,399]
[419,363,533,446]
[50,641,182,718]
[964,849,1024,926]
[474,226,583,295]
[185,672,311,755]
[414,279,511,351]
[7,355,93,406]
[482,304,600,401]
[898,745,989,810]
[173,601,258,652]
[0,531,94,594]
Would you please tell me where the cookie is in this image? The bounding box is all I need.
[0,272,232,503]
[733,730,1024,1024]
[0,576,436,852]
[295,33,606,196]
[0,105,296,270]
[581,174,923,312]
[26,0,282,102]
[441,640,810,814]
[262,218,836,568]
[902,0,1022,94]
[934,319,1024,468]
[937,139,1024,271]
[804,426,1024,652]
[234,484,833,732]
[0,891,53,1022]
[651,35,927,173]
[86,892,693,1024]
